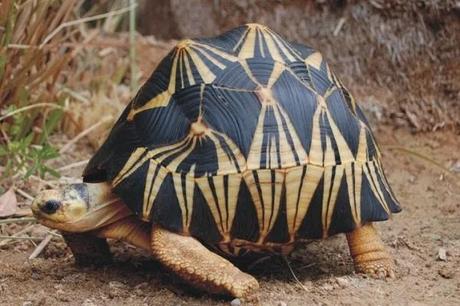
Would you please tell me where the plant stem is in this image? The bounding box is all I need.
[129,0,137,93]
[0,217,36,224]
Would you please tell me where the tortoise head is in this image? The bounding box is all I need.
[32,183,131,232]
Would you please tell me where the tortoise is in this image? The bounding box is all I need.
[32,23,401,301]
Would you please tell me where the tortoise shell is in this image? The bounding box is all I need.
[83,24,401,254]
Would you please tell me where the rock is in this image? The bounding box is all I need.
[82,299,97,306]
[22,302,33,306]
[134,282,149,296]
[335,276,350,288]
[438,267,454,279]
[230,298,241,306]
[321,283,334,291]
[277,302,288,306]
[449,160,460,173]
[437,248,447,261]
[108,281,127,298]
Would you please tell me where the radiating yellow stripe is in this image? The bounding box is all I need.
[305,52,323,70]
[166,137,197,173]
[179,51,185,88]
[192,45,226,70]
[268,30,297,62]
[196,43,238,62]
[142,160,168,220]
[243,170,285,241]
[267,61,284,88]
[363,162,390,215]
[247,105,267,169]
[325,107,354,163]
[196,174,241,240]
[112,148,148,186]
[207,132,246,175]
[261,30,283,62]
[324,136,336,166]
[152,137,192,163]
[322,165,344,237]
[127,91,172,120]
[345,163,362,225]
[182,51,195,86]
[356,124,368,162]
[233,27,250,52]
[226,174,242,235]
[272,105,307,167]
[196,176,224,235]
[172,173,195,233]
[240,60,260,85]
[285,165,323,240]
[257,28,266,58]
[308,100,324,166]
[187,48,216,83]
[239,26,256,59]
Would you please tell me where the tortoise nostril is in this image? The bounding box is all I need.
[41,200,61,214]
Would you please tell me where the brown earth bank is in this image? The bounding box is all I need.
[138,0,460,132]
[1,126,459,306]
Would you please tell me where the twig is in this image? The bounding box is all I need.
[45,230,62,238]
[14,187,34,201]
[0,224,35,246]
[129,0,138,92]
[0,217,36,224]
[58,159,89,171]
[60,88,90,104]
[385,146,460,186]
[59,116,112,154]
[29,234,53,259]
[333,17,346,36]
[0,236,44,241]
[282,255,310,292]
[40,3,137,48]
[0,103,66,121]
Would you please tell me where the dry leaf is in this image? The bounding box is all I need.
[0,188,18,217]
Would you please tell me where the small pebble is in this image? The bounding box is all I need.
[335,276,350,288]
[438,267,454,279]
[82,299,97,306]
[22,302,33,306]
[437,248,447,261]
[230,298,241,306]
[108,281,126,298]
[278,302,287,306]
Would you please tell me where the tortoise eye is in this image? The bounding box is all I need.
[41,200,61,214]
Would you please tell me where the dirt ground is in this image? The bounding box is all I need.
[0,125,459,306]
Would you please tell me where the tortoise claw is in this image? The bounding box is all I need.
[346,223,396,279]
[357,259,395,279]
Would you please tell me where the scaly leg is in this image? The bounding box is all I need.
[346,223,395,278]
[62,232,112,266]
[150,225,259,301]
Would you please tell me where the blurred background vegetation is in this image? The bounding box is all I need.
[0,0,459,187]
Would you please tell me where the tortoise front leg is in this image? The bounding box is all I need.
[62,233,112,266]
[346,223,395,278]
[150,225,260,302]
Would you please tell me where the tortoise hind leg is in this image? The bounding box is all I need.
[346,223,395,278]
[150,226,259,301]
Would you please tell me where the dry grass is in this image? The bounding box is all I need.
[0,0,79,109]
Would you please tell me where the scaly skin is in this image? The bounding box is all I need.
[346,223,395,278]
[150,226,260,303]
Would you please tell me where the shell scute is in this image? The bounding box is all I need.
[84,24,401,253]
